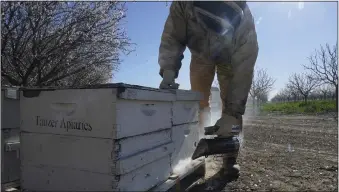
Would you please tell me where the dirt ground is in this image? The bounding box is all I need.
[188,114,338,192]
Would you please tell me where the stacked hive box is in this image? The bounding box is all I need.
[20,83,203,191]
[1,87,21,188]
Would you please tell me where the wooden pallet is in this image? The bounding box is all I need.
[151,158,205,192]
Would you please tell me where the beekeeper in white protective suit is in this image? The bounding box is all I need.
[158,1,259,178]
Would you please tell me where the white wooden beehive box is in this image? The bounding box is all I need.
[1,87,21,186]
[20,83,203,191]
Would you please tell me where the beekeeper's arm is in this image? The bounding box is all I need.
[216,8,259,137]
[158,2,187,89]
[227,12,259,117]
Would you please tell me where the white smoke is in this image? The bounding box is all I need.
[172,158,194,176]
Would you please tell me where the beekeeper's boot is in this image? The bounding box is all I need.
[220,155,240,178]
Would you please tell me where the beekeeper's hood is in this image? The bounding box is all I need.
[193,1,246,37]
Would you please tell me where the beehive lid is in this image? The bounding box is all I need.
[21,83,203,101]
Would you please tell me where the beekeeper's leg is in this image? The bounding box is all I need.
[191,61,240,162]
[189,56,215,130]
[216,63,241,176]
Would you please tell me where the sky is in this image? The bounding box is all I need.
[114,1,338,100]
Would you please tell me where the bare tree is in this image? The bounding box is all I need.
[309,90,321,101]
[271,90,291,103]
[288,73,320,103]
[286,84,302,102]
[304,43,338,109]
[249,68,276,105]
[1,1,134,87]
[272,86,297,103]
[257,91,268,104]
[317,85,334,100]
[281,87,292,102]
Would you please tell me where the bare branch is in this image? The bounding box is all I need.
[304,43,338,87]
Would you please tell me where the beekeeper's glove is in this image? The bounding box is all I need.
[214,113,242,138]
[159,70,179,89]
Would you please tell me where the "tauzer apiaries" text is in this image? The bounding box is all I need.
[36,116,92,131]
